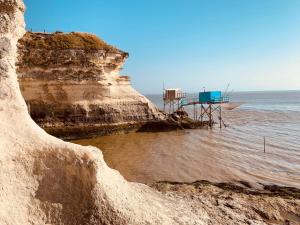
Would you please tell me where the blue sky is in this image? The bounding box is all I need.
[24,0,300,94]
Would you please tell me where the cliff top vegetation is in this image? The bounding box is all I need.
[19,31,124,52]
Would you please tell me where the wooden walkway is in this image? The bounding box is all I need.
[179,96,230,109]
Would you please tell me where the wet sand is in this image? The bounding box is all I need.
[152,180,300,225]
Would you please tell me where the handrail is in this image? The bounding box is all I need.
[179,96,230,108]
[163,92,187,100]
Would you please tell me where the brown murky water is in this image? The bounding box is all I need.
[73,91,300,188]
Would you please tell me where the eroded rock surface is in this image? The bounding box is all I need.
[153,181,300,225]
[17,31,164,139]
[1,1,300,225]
[0,1,207,224]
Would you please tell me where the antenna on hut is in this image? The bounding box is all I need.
[223,83,230,97]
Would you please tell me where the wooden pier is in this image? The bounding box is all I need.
[163,89,230,128]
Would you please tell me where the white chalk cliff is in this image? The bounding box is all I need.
[0,0,207,224]
[16,31,164,139]
[3,1,297,224]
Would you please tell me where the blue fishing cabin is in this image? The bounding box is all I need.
[199,91,229,103]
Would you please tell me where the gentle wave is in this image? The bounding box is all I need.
[73,91,300,188]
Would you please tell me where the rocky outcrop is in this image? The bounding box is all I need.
[153,181,300,225]
[0,1,208,224]
[1,1,299,225]
[16,32,164,139]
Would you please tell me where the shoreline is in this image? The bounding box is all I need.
[152,180,300,198]
[44,112,209,140]
[152,180,300,224]
[2,1,299,224]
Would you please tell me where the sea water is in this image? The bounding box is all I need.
[74,91,300,188]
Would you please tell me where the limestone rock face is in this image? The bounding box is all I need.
[2,1,299,225]
[17,32,164,139]
[0,1,207,224]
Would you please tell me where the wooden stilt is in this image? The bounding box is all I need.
[219,105,222,129]
[200,104,203,125]
[209,104,212,128]
[193,104,196,120]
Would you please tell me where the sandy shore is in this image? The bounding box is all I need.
[152,180,300,225]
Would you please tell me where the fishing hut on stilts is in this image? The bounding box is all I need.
[163,88,230,128]
[163,88,186,113]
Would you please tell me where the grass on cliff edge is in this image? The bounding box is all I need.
[20,32,122,52]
